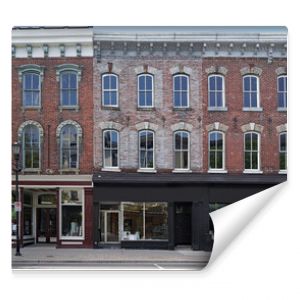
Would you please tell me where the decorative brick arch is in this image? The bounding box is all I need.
[56,120,83,138]
[171,122,193,132]
[205,66,228,76]
[55,63,83,81]
[240,66,262,76]
[18,120,44,139]
[134,65,160,75]
[169,65,193,75]
[275,67,287,76]
[276,123,287,133]
[135,122,159,132]
[241,122,264,133]
[206,122,229,132]
[98,62,122,75]
[17,64,45,82]
[99,121,123,131]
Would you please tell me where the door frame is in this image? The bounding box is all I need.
[174,202,192,246]
[36,207,57,243]
[100,210,120,243]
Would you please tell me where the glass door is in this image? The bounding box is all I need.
[100,211,119,243]
[37,208,57,243]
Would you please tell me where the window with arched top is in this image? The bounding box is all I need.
[208,75,225,109]
[173,74,189,108]
[174,131,190,170]
[139,130,155,170]
[244,132,260,171]
[279,132,287,171]
[22,124,40,169]
[277,75,287,109]
[243,75,260,109]
[138,74,154,107]
[60,71,78,106]
[60,124,78,169]
[102,74,118,107]
[103,130,119,168]
[23,72,41,107]
[208,131,225,170]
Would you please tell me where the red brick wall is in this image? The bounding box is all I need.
[12,57,94,174]
[202,58,287,174]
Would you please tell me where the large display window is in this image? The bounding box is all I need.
[60,189,84,239]
[122,202,168,240]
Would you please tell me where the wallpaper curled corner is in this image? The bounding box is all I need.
[207,182,287,267]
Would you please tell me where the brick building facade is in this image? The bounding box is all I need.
[12,27,287,251]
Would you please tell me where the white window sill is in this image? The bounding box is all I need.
[172,169,192,173]
[59,105,79,112]
[277,107,287,112]
[243,170,263,174]
[137,169,157,173]
[242,107,263,112]
[60,237,84,240]
[278,170,287,174]
[59,168,79,174]
[101,167,121,172]
[208,107,228,112]
[22,168,41,173]
[208,169,228,174]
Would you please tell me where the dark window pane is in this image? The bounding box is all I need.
[181,92,188,107]
[32,92,40,106]
[280,134,286,151]
[182,133,188,150]
[110,75,117,89]
[103,91,110,105]
[69,90,77,105]
[110,91,117,105]
[244,77,250,91]
[252,152,258,169]
[62,206,82,237]
[216,76,223,90]
[24,74,32,89]
[103,76,110,89]
[209,76,215,91]
[251,92,257,107]
[278,93,285,108]
[146,76,152,90]
[32,74,39,89]
[61,74,69,88]
[216,133,223,150]
[244,92,250,107]
[140,150,146,168]
[209,151,216,169]
[182,151,188,169]
[112,150,118,167]
[174,91,181,107]
[181,76,188,90]
[24,92,32,106]
[245,152,251,169]
[216,151,223,169]
[209,133,216,150]
[139,76,145,90]
[147,151,154,168]
[104,131,111,148]
[61,90,69,105]
[104,150,111,167]
[146,91,152,106]
[245,134,251,150]
[175,133,181,150]
[216,92,223,107]
[175,152,181,168]
[147,132,154,150]
[252,134,258,150]
[139,91,145,106]
[209,92,216,107]
[280,153,286,170]
[251,77,257,91]
[278,77,285,91]
[174,76,180,90]
[69,73,77,88]
[111,131,118,148]
[140,132,147,149]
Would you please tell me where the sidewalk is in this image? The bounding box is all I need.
[12,245,211,265]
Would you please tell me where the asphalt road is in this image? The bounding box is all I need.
[12,261,207,271]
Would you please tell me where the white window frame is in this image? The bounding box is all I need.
[137,73,154,108]
[243,131,262,173]
[102,73,119,107]
[279,132,287,173]
[173,131,190,172]
[60,124,79,171]
[102,129,120,170]
[59,188,85,240]
[277,75,287,110]
[243,75,261,110]
[208,74,226,110]
[22,124,41,171]
[208,131,226,172]
[138,130,155,172]
[22,72,41,108]
[173,74,190,108]
[60,71,78,107]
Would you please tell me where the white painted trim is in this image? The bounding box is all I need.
[278,170,287,174]
[208,131,226,171]
[208,74,226,109]
[243,170,263,174]
[172,169,192,173]
[61,241,83,245]
[12,174,92,181]
[102,129,120,169]
[101,167,121,172]
[242,75,261,109]
[173,74,190,108]
[208,170,228,174]
[137,73,154,108]
[102,73,119,107]
[173,131,190,170]
[138,130,155,170]
[137,168,157,173]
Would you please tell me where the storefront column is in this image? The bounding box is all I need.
[19,187,24,247]
[93,201,100,247]
[56,188,60,248]
[168,202,175,250]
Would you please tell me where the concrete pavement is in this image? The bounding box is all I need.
[12,245,211,270]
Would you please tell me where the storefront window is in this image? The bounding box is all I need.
[61,189,83,238]
[122,202,168,240]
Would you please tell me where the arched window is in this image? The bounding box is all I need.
[60,71,78,106]
[244,132,260,171]
[243,75,260,109]
[103,130,119,168]
[277,75,287,109]
[209,131,225,170]
[279,132,287,171]
[208,75,225,108]
[102,74,118,107]
[138,74,154,107]
[22,124,40,169]
[173,74,189,108]
[23,72,41,107]
[139,130,154,169]
[174,131,190,170]
[60,124,78,169]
